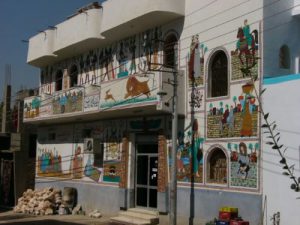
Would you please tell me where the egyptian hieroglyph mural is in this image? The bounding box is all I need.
[52,88,83,114]
[188,87,204,113]
[231,19,259,80]
[100,74,158,109]
[207,83,258,138]
[187,34,208,87]
[174,119,205,183]
[83,85,100,112]
[228,141,259,188]
[40,27,162,91]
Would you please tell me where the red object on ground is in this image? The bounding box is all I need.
[219,212,238,221]
[230,220,249,225]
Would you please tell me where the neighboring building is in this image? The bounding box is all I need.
[0,88,37,207]
[262,1,300,224]
[23,1,299,224]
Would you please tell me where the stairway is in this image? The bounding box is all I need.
[110,208,159,225]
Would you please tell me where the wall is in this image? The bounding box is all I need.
[263,0,300,76]
[262,75,300,225]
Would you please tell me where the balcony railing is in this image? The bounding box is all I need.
[23,71,185,123]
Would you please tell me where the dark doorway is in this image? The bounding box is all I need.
[135,144,158,208]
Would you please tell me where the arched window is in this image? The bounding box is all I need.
[279,45,290,69]
[207,148,227,184]
[208,51,228,98]
[164,34,178,68]
[69,65,78,88]
[55,70,63,91]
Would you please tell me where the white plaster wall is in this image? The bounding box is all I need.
[101,0,185,33]
[263,0,300,76]
[53,8,102,53]
[27,29,55,63]
[262,78,300,225]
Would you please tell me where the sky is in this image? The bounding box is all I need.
[0,0,104,102]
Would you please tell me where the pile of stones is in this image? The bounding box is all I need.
[13,187,62,215]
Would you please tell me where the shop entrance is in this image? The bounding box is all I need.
[135,143,158,209]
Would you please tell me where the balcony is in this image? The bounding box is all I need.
[27,4,103,67]
[23,72,185,124]
[101,0,185,41]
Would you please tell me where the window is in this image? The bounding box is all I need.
[164,34,178,68]
[55,70,63,91]
[208,51,228,98]
[69,65,78,88]
[279,45,290,69]
[207,148,227,184]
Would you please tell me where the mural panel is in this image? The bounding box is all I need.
[187,35,208,87]
[83,85,100,112]
[173,119,204,183]
[52,87,83,114]
[231,19,259,81]
[100,74,158,109]
[207,83,258,138]
[228,141,259,188]
[24,96,41,119]
[188,88,204,113]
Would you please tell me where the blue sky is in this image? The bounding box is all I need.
[0,0,103,101]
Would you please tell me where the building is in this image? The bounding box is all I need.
[24,1,300,224]
[0,88,37,208]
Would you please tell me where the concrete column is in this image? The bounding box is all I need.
[119,135,130,209]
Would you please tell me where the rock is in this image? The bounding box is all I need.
[45,208,54,215]
[72,204,82,215]
[89,210,102,218]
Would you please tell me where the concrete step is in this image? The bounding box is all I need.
[110,216,150,225]
[127,208,159,217]
[119,211,159,224]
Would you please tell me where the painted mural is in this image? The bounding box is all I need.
[207,83,258,138]
[228,142,259,188]
[24,96,41,119]
[187,34,208,87]
[83,153,103,183]
[37,147,65,177]
[231,19,259,80]
[83,85,100,112]
[100,74,158,109]
[188,87,204,113]
[71,144,84,179]
[52,88,83,114]
[174,119,204,183]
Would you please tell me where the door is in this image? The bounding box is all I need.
[135,144,158,208]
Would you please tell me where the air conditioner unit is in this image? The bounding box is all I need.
[84,138,93,153]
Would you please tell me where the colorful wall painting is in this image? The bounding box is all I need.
[231,19,259,80]
[83,153,103,183]
[71,144,84,179]
[228,142,259,188]
[83,85,100,112]
[100,74,158,109]
[207,83,258,138]
[24,96,41,119]
[52,87,83,114]
[187,35,208,87]
[37,147,64,177]
[188,88,204,113]
[174,119,204,183]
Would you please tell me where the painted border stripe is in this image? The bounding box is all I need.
[263,74,300,85]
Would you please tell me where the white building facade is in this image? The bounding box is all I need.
[24,1,300,224]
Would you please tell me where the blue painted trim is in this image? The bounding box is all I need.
[263,74,300,85]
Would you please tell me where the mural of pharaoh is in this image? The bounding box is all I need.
[188,34,201,83]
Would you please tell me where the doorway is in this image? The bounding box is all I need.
[135,144,158,209]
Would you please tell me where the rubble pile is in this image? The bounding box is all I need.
[13,187,62,215]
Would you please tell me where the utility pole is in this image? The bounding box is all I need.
[170,43,178,225]
[1,64,12,133]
